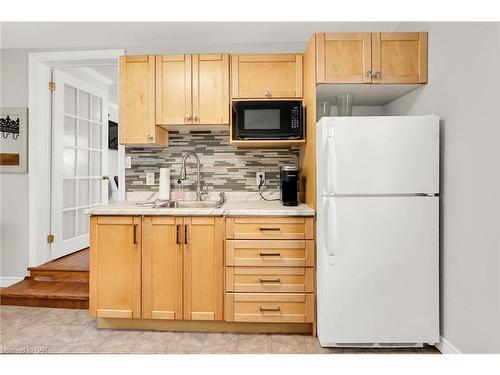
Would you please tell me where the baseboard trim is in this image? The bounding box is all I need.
[436,335,462,354]
[0,277,24,288]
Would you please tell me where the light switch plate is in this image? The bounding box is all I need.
[146,172,155,185]
[125,156,132,169]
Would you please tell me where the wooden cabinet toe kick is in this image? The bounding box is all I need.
[97,318,313,334]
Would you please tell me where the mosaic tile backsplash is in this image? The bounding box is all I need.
[125,130,299,193]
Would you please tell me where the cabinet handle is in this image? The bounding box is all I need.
[260,306,281,312]
[259,252,281,257]
[176,224,180,245]
[184,224,188,245]
[185,115,192,121]
[259,227,280,231]
[147,134,153,142]
[133,224,138,244]
[259,278,281,283]
[366,70,372,78]
[264,91,272,97]
[373,71,381,79]
[193,115,199,122]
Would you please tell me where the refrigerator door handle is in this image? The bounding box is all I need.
[325,197,337,258]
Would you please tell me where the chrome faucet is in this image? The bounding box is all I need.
[180,152,203,201]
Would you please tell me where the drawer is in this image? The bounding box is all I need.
[226,240,314,267]
[226,267,314,293]
[226,217,313,240]
[225,293,314,323]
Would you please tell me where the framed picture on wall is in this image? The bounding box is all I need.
[0,108,28,173]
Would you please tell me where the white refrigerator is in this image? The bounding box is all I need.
[316,116,440,347]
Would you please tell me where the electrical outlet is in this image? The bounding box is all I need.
[125,156,132,169]
[256,171,266,187]
[146,172,155,186]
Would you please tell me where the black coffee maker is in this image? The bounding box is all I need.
[280,165,299,206]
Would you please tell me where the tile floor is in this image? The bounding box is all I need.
[0,306,440,354]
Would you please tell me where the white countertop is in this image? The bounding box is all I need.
[85,200,314,217]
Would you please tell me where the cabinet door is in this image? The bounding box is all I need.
[183,217,224,320]
[156,55,192,125]
[120,56,168,145]
[89,216,141,318]
[316,33,372,84]
[192,54,230,125]
[371,32,428,84]
[231,54,303,98]
[142,217,183,320]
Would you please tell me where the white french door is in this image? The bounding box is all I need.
[50,69,108,260]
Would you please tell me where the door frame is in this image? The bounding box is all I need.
[28,49,124,267]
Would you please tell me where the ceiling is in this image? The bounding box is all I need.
[0,22,400,50]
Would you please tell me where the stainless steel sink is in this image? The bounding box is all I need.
[137,193,226,209]
[167,200,222,209]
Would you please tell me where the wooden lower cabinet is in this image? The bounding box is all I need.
[226,240,315,267]
[183,217,224,320]
[225,293,315,323]
[224,216,316,330]
[90,215,315,334]
[89,216,142,319]
[142,216,183,320]
[226,267,314,293]
[225,217,314,240]
[90,215,224,321]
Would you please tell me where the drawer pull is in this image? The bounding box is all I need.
[259,306,281,312]
[259,252,281,257]
[259,227,281,231]
[259,278,281,283]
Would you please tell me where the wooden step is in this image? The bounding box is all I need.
[27,248,89,282]
[0,278,88,309]
[29,270,89,283]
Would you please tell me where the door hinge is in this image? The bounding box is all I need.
[47,234,54,244]
[48,82,56,91]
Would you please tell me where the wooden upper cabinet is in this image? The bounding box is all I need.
[156,54,229,125]
[231,54,303,99]
[371,32,428,84]
[119,56,168,146]
[316,33,372,84]
[314,32,428,84]
[142,217,183,320]
[156,55,192,125]
[89,216,142,319]
[192,54,230,125]
[183,217,224,321]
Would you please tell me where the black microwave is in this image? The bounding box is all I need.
[232,101,304,140]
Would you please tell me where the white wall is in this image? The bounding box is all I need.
[384,23,500,354]
[0,49,30,281]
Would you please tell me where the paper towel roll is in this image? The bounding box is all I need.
[159,168,171,200]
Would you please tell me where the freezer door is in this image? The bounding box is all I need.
[317,196,439,345]
[323,116,439,195]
